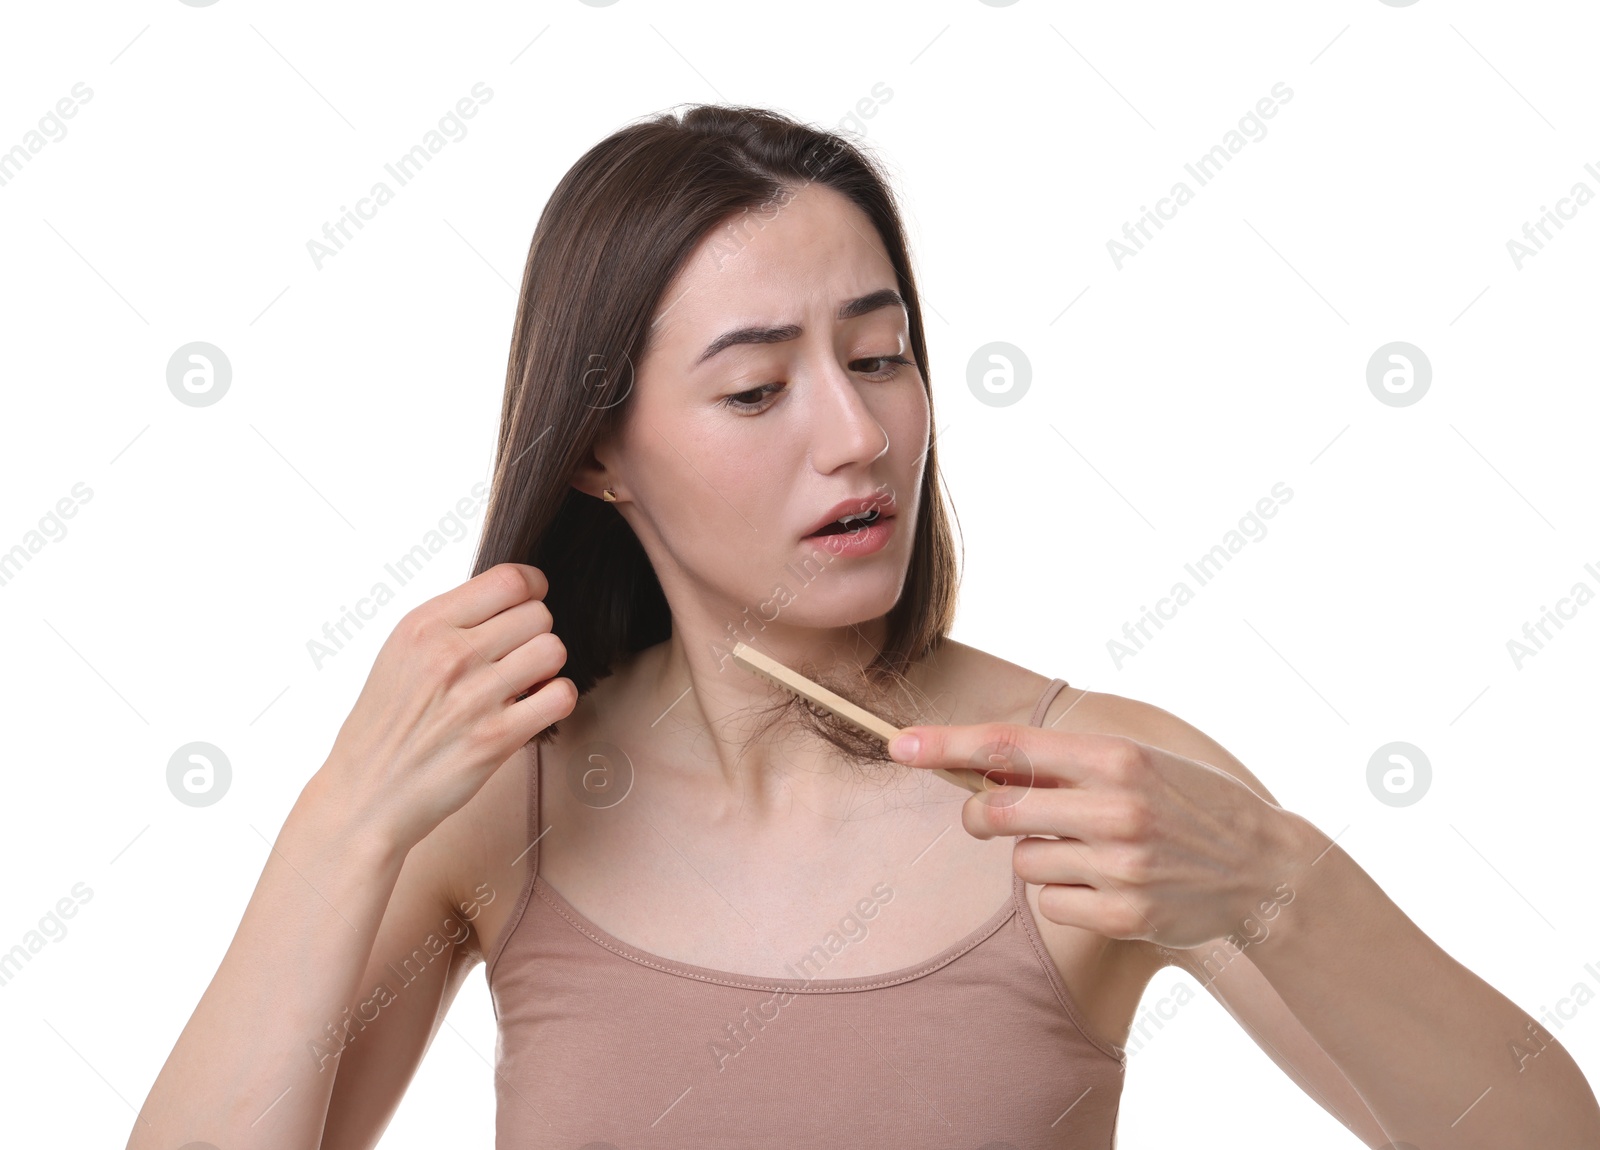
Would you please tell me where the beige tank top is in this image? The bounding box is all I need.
[485,677,1127,1148]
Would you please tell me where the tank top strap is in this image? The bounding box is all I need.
[529,739,544,879]
[484,740,548,983]
[1028,677,1070,728]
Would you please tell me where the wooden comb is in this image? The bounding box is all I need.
[729,641,989,794]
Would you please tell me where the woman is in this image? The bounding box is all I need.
[130,104,1598,1150]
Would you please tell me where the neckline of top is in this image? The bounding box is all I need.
[532,868,1023,993]
[525,675,1070,993]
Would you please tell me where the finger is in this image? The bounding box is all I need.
[1032,883,1153,941]
[1013,835,1159,937]
[489,631,568,704]
[891,722,1135,787]
[435,563,550,630]
[466,596,554,663]
[505,675,579,740]
[1009,835,1102,889]
[964,788,1114,842]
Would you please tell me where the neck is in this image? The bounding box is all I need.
[630,610,896,809]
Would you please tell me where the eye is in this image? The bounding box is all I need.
[717,356,914,414]
[719,382,783,412]
[853,354,914,380]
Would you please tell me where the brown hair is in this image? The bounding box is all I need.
[469,103,962,765]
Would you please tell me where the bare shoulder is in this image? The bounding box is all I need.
[914,637,1062,724]
[1042,685,1283,807]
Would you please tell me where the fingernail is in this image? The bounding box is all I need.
[889,733,919,762]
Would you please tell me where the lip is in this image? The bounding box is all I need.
[803,513,895,558]
[800,492,898,540]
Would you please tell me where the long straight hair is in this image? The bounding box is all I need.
[470,104,962,759]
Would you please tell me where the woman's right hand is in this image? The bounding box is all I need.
[314,562,577,853]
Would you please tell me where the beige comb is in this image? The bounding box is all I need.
[730,641,989,794]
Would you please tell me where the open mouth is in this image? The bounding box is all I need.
[808,507,885,537]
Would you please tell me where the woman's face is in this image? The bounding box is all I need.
[588,182,931,648]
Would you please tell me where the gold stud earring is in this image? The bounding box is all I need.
[601,488,618,502]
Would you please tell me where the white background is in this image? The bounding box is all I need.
[1,1,1597,1147]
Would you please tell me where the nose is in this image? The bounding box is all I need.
[806,357,890,474]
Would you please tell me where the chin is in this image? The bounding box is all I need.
[787,583,905,631]
[729,548,908,632]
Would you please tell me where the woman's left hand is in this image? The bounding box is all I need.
[888,723,1308,950]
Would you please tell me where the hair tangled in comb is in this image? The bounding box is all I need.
[730,639,955,789]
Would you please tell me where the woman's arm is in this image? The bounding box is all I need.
[1155,936,1393,1145]
[1102,694,1600,1148]
[895,685,1600,1144]
[1227,813,1600,1147]
[127,767,458,1150]
[128,562,571,1148]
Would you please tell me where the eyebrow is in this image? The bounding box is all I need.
[693,288,908,367]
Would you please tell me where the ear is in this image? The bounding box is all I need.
[568,443,618,502]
